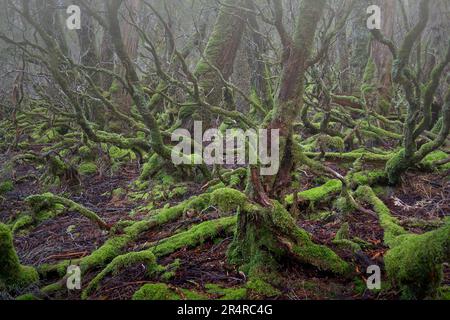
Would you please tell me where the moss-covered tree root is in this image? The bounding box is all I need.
[0,223,39,290]
[26,193,109,230]
[211,188,350,297]
[82,216,236,299]
[356,186,450,299]
[37,193,213,279]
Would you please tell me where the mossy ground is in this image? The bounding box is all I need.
[0,146,448,300]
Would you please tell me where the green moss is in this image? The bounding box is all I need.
[363,57,376,83]
[0,180,14,194]
[210,188,248,212]
[11,215,34,234]
[78,162,97,175]
[437,286,450,300]
[356,186,407,246]
[109,146,136,161]
[112,187,126,199]
[109,80,120,94]
[152,216,237,257]
[82,251,159,299]
[139,154,162,182]
[420,150,450,171]
[385,149,410,185]
[229,200,349,288]
[317,135,345,152]
[78,146,95,160]
[349,170,387,186]
[41,281,65,294]
[353,277,367,295]
[26,193,108,230]
[285,179,343,205]
[335,222,350,240]
[246,278,280,298]
[80,236,130,272]
[303,151,392,162]
[308,210,334,222]
[183,193,211,214]
[0,223,39,290]
[16,293,41,300]
[333,223,361,252]
[357,186,450,299]
[169,186,188,199]
[384,223,450,299]
[205,283,247,300]
[333,196,354,214]
[132,283,205,300]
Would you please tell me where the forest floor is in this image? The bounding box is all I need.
[0,149,449,300]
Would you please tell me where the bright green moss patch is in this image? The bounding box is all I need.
[0,180,14,194]
[246,278,280,298]
[210,188,248,212]
[78,146,95,160]
[285,179,342,205]
[205,283,247,300]
[80,236,130,272]
[78,162,97,175]
[317,135,345,152]
[437,286,450,300]
[349,170,387,186]
[109,146,136,161]
[0,223,39,290]
[16,293,41,300]
[26,193,108,230]
[152,216,237,257]
[420,150,450,171]
[384,223,450,299]
[355,186,407,246]
[133,283,180,300]
[332,223,361,252]
[11,214,34,234]
[132,283,206,300]
[356,186,450,299]
[303,151,392,162]
[82,251,159,299]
